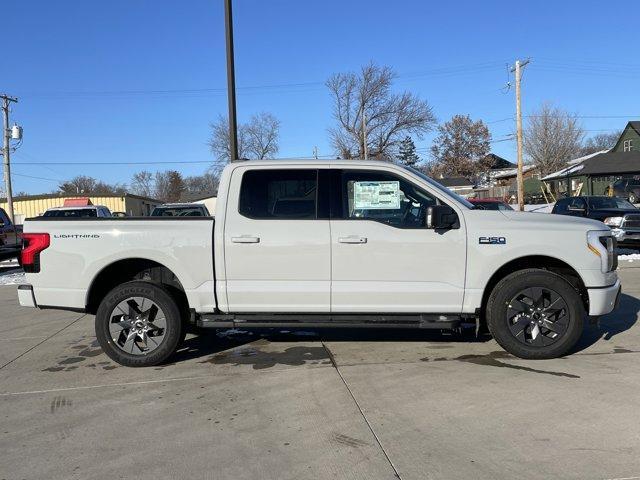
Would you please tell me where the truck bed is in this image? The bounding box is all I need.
[21,217,217,313]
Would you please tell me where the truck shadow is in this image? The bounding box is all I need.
[171,326,493,365]
[573,293,640,353]
[171,293,640,366]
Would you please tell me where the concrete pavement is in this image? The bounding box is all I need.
[1,270,640,479]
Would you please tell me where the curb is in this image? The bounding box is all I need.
[617,262,640,269]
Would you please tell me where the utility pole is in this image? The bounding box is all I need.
[224,0,239,162]
[1,94,18,224]
[313,146,318,159]
[511,59,529,211]
[362,111,369,160]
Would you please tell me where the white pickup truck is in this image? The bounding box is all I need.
[17,160,621,366]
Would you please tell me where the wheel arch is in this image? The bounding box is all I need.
[85,258,189,316]
[480,255,589,317]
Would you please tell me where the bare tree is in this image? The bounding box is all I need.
[430,115,492,178]
[153,171,185,202]
[581,131,621,155]
[59,176,96,195]
[58,175,125,196]
[523,103,585,176]
[209,112,280,168]
[326,62,436,159]
[184,172,219,196]
[131,170,219,201]
[131,171,154,197]
[152,172,171,202]
[209,114,248,163]
[246,112,280,159]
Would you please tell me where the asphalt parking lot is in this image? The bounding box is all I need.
[1,269,640,480]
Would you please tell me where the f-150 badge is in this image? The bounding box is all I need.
[479,236,506,245]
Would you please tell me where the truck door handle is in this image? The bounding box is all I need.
[231,235,260,244]
[338,236,367,244]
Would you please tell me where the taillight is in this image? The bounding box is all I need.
[21,233,50,273]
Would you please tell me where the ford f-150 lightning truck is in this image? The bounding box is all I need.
[16,160,621,366]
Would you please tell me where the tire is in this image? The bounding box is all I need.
[629,192,637,204]
[95,281,183,367]
[486,269,584,359]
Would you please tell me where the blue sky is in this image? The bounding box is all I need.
[4,0,640,194]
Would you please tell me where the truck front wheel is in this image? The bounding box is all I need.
[486,269,584,359]
[95,281,183,367]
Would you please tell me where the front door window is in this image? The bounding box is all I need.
[338,170,439,228]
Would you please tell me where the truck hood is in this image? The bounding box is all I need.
[586,208,639,221]
[497,210,609,231]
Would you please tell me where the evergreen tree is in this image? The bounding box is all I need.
[398,136,420,167]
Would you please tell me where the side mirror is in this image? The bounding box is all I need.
[426,205,459,230]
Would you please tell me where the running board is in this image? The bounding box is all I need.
[197,313,463,330]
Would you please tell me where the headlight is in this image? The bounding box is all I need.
[587,230,617,272]
[604,216,623,227]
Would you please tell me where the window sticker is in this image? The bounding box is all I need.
[353,181,401,210]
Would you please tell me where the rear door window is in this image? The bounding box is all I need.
[239,169,318,219]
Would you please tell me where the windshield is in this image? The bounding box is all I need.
[589,197,636,210]
[151,206,206,217]
[43,209,97,218]
[402,166,474,209]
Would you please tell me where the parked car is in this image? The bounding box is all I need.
[42,205,112,218]
[551,196,640,246]
[0,208,22,262]
[468,199,513,211]
[609,178,640,203]
[112,211,128,218]
[17,160,620,366]
[151,203,210,217]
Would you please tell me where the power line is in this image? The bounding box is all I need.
[482,114,638,124]
[21,58,640,100]
[11,172,62,182]
[14,60,511,100]
[524,115,639,119]
[536,57,640,68]
[486,117,514,124]
[11,159,223,166]
[536,60,640,72]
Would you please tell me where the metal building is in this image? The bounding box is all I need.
[0,193,161,224]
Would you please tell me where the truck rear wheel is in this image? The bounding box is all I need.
[486,269,584,359]
[95,281,183,367]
